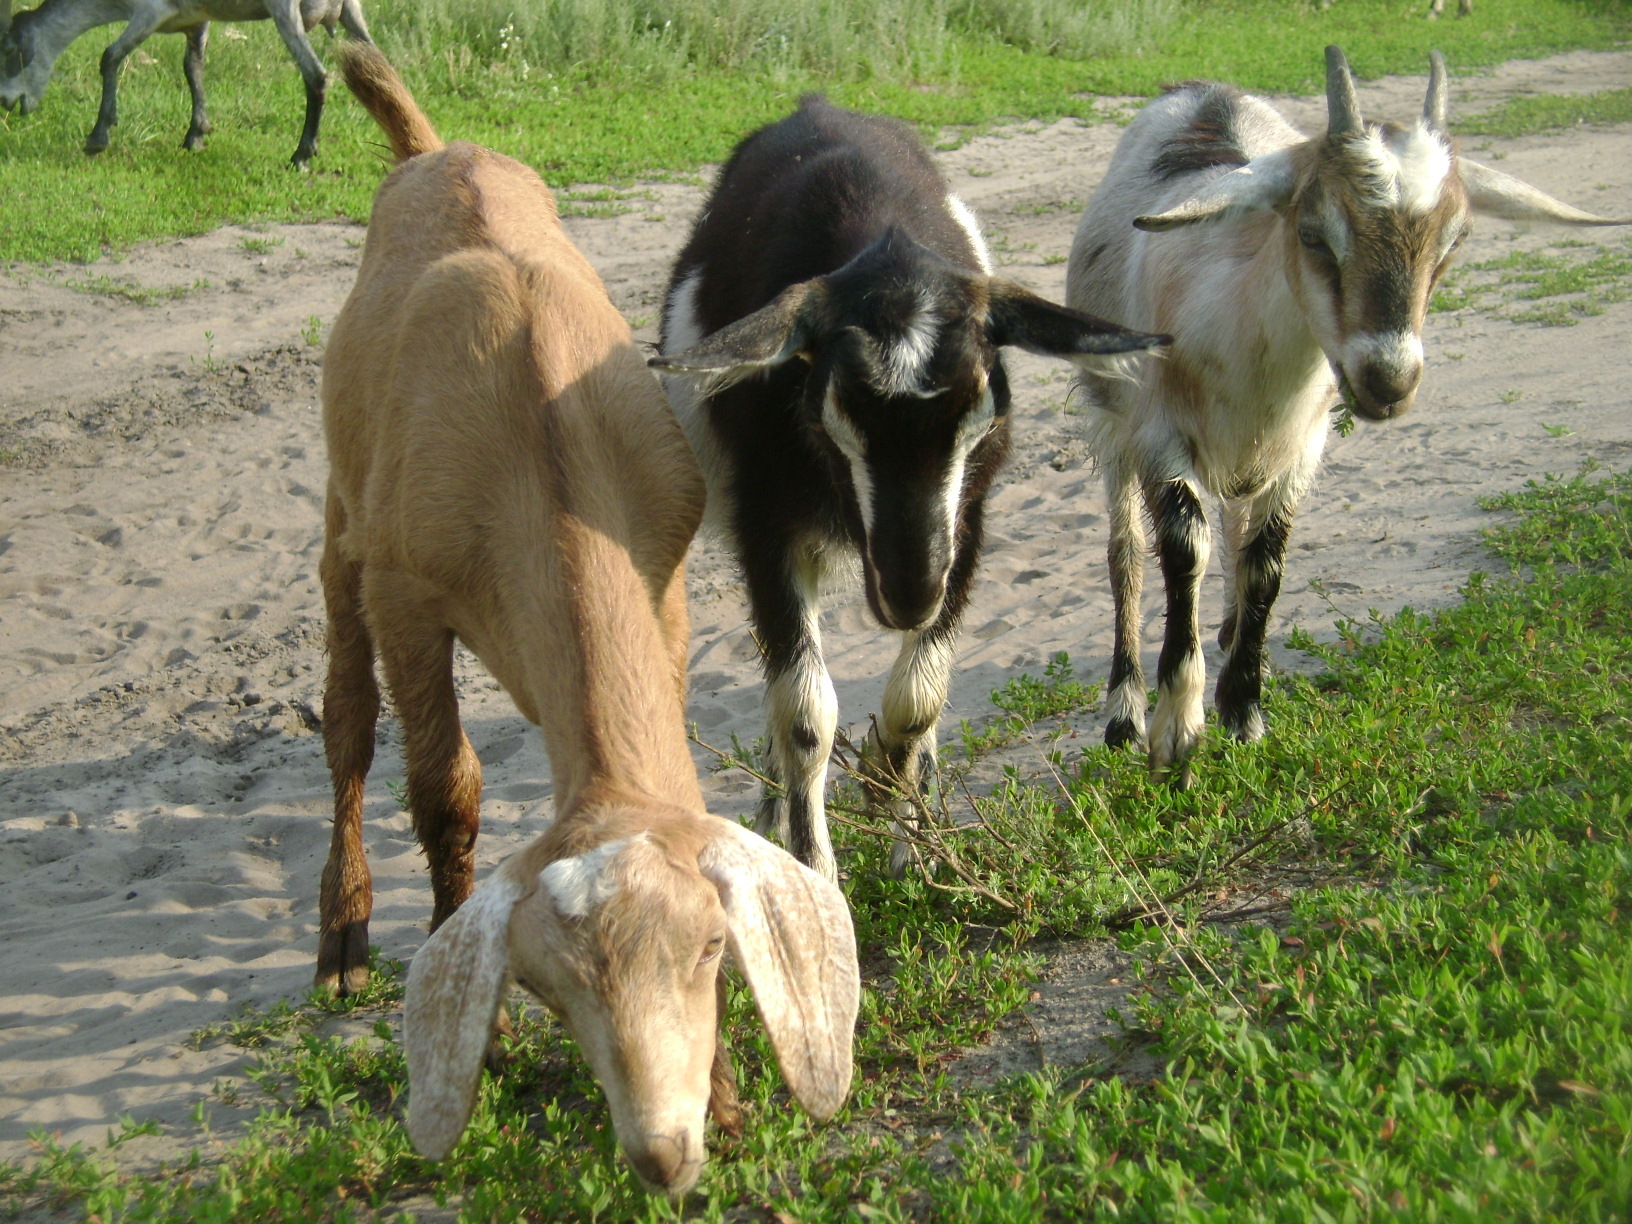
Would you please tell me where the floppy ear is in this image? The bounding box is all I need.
[1458,160,1631,227]
[987,282,1170,374]
[649,280,827,382]
[1134,147,1299,232]
[697,818,859,1121]
[402,867,528,1160]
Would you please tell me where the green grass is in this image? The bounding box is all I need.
[2,0,1629,261]
[1432,236,1632,325]
[5,465,1629,1221]
[1459,85,1632,137]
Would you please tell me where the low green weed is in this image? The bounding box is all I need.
[1459,85,1632,137]
[1433,237,1632,324]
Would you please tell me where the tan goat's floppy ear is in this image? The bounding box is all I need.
[697,818,859,1120]
[649,280,826,381]
[1458,160,1631,227]
[1134,147,1298,232]
[403,867,528,1160]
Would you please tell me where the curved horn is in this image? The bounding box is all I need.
[1423,50,1449,132]
[1325,45,1363,137]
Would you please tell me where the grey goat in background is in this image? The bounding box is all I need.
[0,0,369,166]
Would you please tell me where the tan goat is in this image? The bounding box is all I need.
[316,43,859,1196]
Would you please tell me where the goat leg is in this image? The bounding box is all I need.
[1145,478,1210,788]
[1215,503,1293,743]
[266,0,327,167]
[748,544,839,881]
[315,527,380,995]
[706,973,743,1137]
[85,15,161,154]
[1102,460,1149,749]
[180,24,210,151]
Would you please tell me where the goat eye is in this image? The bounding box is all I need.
[700,935,725,965]
[1299,228,1331,256]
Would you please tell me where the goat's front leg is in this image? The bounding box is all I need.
[370,573,484,931]
[316,511,380,995]
[180,24,210,151]
[707,971,743,1137]
[266,0,327,167]
[1145,477,1211,787]
[865,494,983,875]
[1215,491,1295,744]
[1103,456,1149,749]
[748,544,839,882]
[85,12,165,154]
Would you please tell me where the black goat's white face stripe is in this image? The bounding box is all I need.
[823,388,874,531]
[872,290,943,398]
[936,386,995,557]
[946,195,993,275]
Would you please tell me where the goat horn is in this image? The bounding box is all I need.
[1325,45,1364,137]
[1423,50,1449,132]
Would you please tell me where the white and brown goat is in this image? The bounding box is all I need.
[317,45,858,1196]
[655,95,1168,881]
[1065,46,1628,785]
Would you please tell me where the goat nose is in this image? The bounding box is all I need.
[628,1133,700,1196]
[1360,362,1421,414]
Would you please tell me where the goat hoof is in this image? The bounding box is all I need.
[1103,717,1144,751]
[314,920,371,995]
[84,139,110,156]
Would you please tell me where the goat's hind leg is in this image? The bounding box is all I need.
[1103,457,1150,749]
[369,572,483,932]
[1145,477,1211,788]
[316,516,381,995]
[266,0,328,167]
[180,24,210,151]
[1214,489,1294,744]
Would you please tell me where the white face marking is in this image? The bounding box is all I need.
[823,386,875,532]
[663,269,706,356]
[1342,329,1423,382]
[874,290,942,397]
[539,837,638,919]
[1352,122,1452,215]
[946,195,994,275]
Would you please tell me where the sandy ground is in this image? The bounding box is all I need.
[2,48,1629,1169]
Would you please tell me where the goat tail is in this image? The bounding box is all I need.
[338,42,441,164]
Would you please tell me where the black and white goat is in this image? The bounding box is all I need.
[1065,47,1628,785]
[655,95,1167,879]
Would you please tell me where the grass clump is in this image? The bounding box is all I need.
[1459,85,1632,137]
[1432,236,1632,324]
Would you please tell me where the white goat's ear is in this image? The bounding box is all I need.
[649,280,826,381]
[1458,160,1631,227]
[403,868,528,1160]
[697,818,859,1121]
[1134,148,1299,232]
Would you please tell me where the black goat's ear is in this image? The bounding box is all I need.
[987,282,1170,368]
[650,280,827,381]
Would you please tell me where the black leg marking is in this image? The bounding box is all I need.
[1215,511,1291,740]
